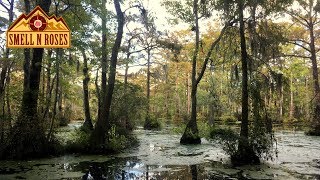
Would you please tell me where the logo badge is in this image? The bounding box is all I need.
[6,6,70,48]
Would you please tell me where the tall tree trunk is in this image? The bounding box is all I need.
[5,62,13,126]
[90,0,124,148]
[124,39,132,85]
[41,59,46,113]
[144,48,153,129]
[95,68,101,121]
[0,0,14,145]
[239,0,249,144]
[278,60,284,123]
[309,17,320,135]
[180,0,201,145]
[124,62,129,85]
[278,73,283,122]
[23,0,31,91]
[124,44,131,129]
[187,72,191,116]
[58,87,64,125]
[231,1,259,165]
[81,49,93,130]
[2,0,53,159]
[92,0,108,148]
[289,73,294,120]
[147,49,151,106]
[48,49,60,141]
[42,50,53,120]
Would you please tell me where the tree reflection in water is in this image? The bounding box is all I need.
[74,157,208,179]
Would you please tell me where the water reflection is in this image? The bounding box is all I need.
[1,128,320,179]
[67,157,208,180]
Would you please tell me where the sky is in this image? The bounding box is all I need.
[0,0,190,74]
[1,0,298,74]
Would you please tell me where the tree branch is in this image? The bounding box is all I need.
[286,10,309,28]
[0,1,9,11]
[277,54,310,59]
[288,40,311,52]
[195,23,229,85]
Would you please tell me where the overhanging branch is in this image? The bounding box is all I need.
[195,23,230,85]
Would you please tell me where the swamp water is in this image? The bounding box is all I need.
[0,124,320,179]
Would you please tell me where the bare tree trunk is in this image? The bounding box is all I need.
[91,0,108,147]
[0,0,14,145]
[40,60,46,114]
[289,72,294,120]
[5,62,13,127]
[48,49,61,140]
[124,63,129,84]
[58,85,63,125]
[81,49,93,130]
[144,48,153,129]
[180,0,201,145]
[239,0,249,143]
[280,84,284,121]
[124,38,132,85]
[91,0,124,148]
[309,17,320,135]
[42,50,53,120]
[305,77,310,120]
[180,0,227,144]
[187,72,191,116]
[23,0,31,91]
[95,68,101,121]
[231,1,259,165]
[277,73,283,122]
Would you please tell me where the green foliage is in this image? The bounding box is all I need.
[197,121,213,138]
[59,105,73,126]
[249,75,278,161]
[210,128,239,156]
[58,125,138,154]
[215,115,237,125]
[172,121,213,138]
[171,124,186,134]
[63,128,91,153]
[161,0,194,24]
[110,81,147,130]
[210,126,277,161]
[144,114,162,130]
[106,126,129,152]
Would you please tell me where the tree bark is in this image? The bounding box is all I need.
[144,48,153,129]
[42,50,53,120]
[2,0,52,159]
[289,73,294,120]
[95,68,101,121]
[180,0,201,145]
[180,0,227,144]
[81,49,93,130]
[124,38,132,85]
[231,1,259,165]
[23,0,31,91]
[48,49,61,140]
[90,0,124,149]
[238,1,249,142]
[309,16,320,134]
[124,63,129,85]
[0,0,14,144]
[91,0,108,147]
[187,72,190,116]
